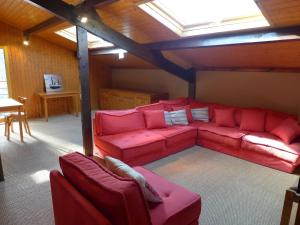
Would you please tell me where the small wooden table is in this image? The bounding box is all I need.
[0,98,23,142]
[37,91,80,121]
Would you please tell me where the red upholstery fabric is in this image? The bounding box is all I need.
[136,103,165,112]
[240,109,266,132]
[134,167,201,225]
[95,130,166,162]
[94,110,145,136]
[188,100,209,109]
[144,110,167,129]
[242,133,300,164]
[59,152,152,225]
[152,126,197,147]
[197,122,248,149]
[271,118,300,144]
[214,108,236,127]
[50,171,112,225]
[159,98,188,111]
[173,105,193,123]
[265,110,297,132]
[198,122,248,139]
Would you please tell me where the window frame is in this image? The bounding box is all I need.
[0,46,11,98]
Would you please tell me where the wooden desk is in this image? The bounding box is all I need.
[0,98,23,142]
[37,91,80,121]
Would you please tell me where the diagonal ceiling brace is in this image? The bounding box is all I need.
[25,0,194,82]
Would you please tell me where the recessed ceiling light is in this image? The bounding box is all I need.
[23,40,29,46]
[80,16,88,23]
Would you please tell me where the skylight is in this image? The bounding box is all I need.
[55,26,114,49]
[139,0,270,37]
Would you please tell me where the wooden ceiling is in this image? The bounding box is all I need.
[0,0,300,70]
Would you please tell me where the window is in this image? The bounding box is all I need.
[139,0,269,37]
[55,26,114,49]
[0,48,9,99]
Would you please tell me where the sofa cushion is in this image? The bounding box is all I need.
[240,109,266,132]
[104,156,162,203]
[136,103,165,112]
[170,110,189,125]
[172,105,193,123]
[94,110,145,136]
[59,152,152,225]
[242,132,300,163]
[144,110,167,129]
[159,98,188,111]
[215,108,236,127]
[152,126,197,147]
[191,108,209,122]
[265,110,296,132]
[95,130,166,162]
[197,122,248,149]
[134,167,201,225]
[271,118,300,144]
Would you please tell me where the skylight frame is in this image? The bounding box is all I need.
[55,26,114,49]
[138,0,270,37]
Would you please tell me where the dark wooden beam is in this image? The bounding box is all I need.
[79,0,117,8]
[187,69,196,99]
[25,0,194,82]
[145,25,300,50]
[76,26,93,156]
[0,154,4,182]
[24,17,64,35]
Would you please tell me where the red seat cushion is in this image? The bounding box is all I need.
[240,109,266,132]
[144,110,167,129]
[59,152,152,225]
[134,167,201,225]
[242,132,300,163]
[95,130,166,162]
[172,105,193,123]
[197,122,248,148]
[152,126,197,147]
[214,108,236,127]
[271,118,300,144]
[94,110,145,136]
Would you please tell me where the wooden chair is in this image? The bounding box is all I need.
[4,96,31,140]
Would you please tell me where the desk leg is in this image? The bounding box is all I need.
[75,95,79,117]
[18,107,24,142]
[0,154,4,182]
[43,98,48,121]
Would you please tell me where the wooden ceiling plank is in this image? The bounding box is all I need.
[24,17,64,35]
[25,0,194,82]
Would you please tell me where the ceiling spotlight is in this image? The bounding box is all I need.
[80,16,88,23]
[23,40,29,46]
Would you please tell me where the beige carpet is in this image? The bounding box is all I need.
[0,114,299,225]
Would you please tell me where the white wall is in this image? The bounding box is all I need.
[112,69,188,99]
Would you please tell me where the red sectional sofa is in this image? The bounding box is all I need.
[94,98,300,173]
[50,152,201,225]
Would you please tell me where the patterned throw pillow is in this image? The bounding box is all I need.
[191,108,209,122]
[164,111,173,125]
[170,109,189,125]
[104,156,162,203]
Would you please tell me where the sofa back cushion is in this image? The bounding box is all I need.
[59,152,151,225]
[215,108,236,127]
[136,103,164,112]
[143,110,167,129]
[240,109,266,132]
[265,110,297,132]
[94,110,146,136]
[159,97,188,111]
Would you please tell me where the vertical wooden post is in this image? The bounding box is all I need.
[0,154,4,181]
[188,69,196,99]
[76,26,93,156]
